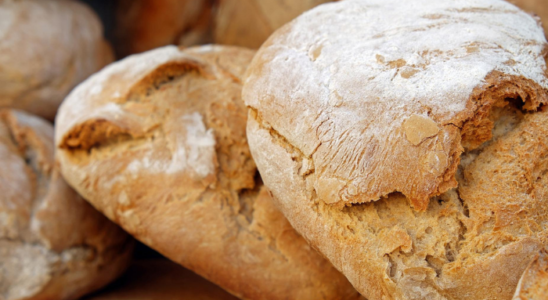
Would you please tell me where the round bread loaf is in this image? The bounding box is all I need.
[0,109,133,300]
[243,0,548,299]
[214,0,333,49]
[114,0,212,57]
[0,0,113,120]
[55,45,361,300]
[513,250,548,300]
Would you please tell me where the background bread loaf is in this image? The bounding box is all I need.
[0,109,133,300]
[0,0,113,120]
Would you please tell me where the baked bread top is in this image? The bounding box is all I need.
[243,0,548,211]
[55,45,360,300]
[244,0,548,299]
[0,0,113,120]
[0,109,132,300]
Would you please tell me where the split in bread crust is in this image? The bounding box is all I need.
[243,0,548,299]
[0,109,132,300]
[55,45,361,300]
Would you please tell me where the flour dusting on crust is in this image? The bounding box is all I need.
[243,0,548,209]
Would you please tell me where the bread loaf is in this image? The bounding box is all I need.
[114,0,212,57]
[0,0,113,120]
[213,0,333,49]
[243,0,548,299]
[55,45,361,300]
[0,109,133,300]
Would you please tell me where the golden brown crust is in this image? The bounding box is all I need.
[214,0,333,49]
[0,109,132,300]
[114,0,212,57]
[0,0,113,120]
[513,249,548,300]
[244,1,548,299]
[55,45,361,300]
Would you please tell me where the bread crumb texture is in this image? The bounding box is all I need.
[0,110,132,300]
[243,0,548,299]
[55,45,361,300]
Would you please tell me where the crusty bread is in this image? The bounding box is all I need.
[214,0,333,49]
[513,250,548,300]
[55,45,361,300]
[243,0,548,299]
[0,0,113,120]
[83,259,240,300]
[114,0,212,57]
[0,109,133,300]
[509,0,548,37]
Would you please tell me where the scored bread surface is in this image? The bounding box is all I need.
[55,45,361,300]
[0,0,113,120]
[0,109,132,300]
[243,0,548,299]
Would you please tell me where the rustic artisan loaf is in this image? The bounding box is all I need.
[84,259,240,300]
[509,0,548,37]
[55,45,361,300]
[214,0,333,49]
[0,109,133,300]
[243,0,548,299]
[114,0,212,57]
[0,0,113,120]
[513,250,548,300]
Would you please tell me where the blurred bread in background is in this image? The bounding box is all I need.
[213,0,334,49]
[112,0,334,57]
[0,0,113,120]
[114,0,213,57]
[0,109,133,300]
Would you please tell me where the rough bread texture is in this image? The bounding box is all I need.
[509,0,548,37]
[244,0,548,299]
[214,0,333,49]
[114,0,212,57]
[0,109,133,300]
[55,45,361,300]
[83,259,240,300]
[0,0,113,120]
[513,249,548,299]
